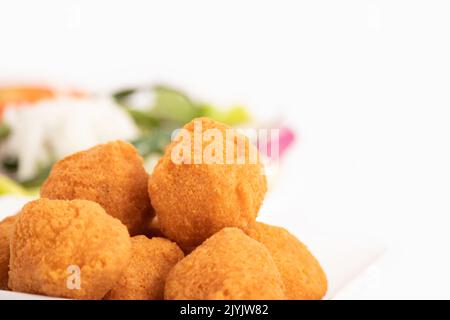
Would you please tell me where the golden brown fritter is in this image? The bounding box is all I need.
[105,236,183,300]
[164,228,285,300]
[148,118,267,248]
[8,199,131,299]
[244,222,327,300]
[40,140,154,236]
[0,215,17,290]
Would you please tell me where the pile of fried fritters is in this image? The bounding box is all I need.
[0,118,327,300]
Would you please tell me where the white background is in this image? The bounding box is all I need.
[1,0,450,299]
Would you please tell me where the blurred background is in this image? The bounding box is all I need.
[1,0,450,299]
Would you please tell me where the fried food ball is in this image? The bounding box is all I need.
[149,117,267,248]
[164,228,285,300]
[105,236,183,300]
[8,199,131,299]
[41,140,154,236]
[244,222,327,300]
[0,215,17,290]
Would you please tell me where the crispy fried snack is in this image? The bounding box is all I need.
[0,215,17,290]
[164,228,285,300]
[149,118,267,248]
[8,199,131,299]
[40,140,154,236]
[105,236,183,300]
[244,222,327,300]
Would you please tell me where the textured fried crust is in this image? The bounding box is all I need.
[143,218,197,254]
[164,228,286,300]
[244,222,327,300]
[8,199,131,299]
[105,236,183,300]
[0,215,17,290]
[40,140,154,236]
[148,118,267,248]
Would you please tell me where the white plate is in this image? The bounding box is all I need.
[0,195,384,300]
